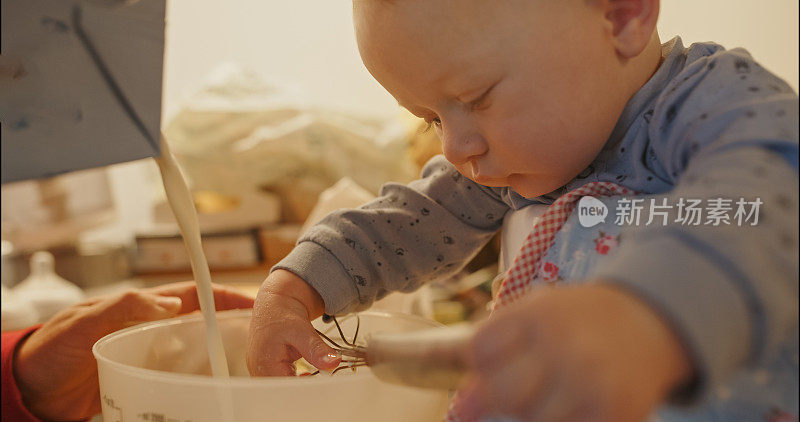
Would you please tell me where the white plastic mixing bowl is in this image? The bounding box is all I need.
[93,309,450,421]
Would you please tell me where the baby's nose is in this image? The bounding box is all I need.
[440,121,488,166]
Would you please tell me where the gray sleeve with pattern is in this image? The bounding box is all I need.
[274,155,510,315]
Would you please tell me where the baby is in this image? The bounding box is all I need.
[247,0,798,420]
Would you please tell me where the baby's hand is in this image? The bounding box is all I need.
[468,283,693,422]
[247,269,341,376]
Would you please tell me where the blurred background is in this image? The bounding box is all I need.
[160,0,800,122]
[2,0,798,329]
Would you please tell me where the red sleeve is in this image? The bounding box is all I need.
[2,326,43,422]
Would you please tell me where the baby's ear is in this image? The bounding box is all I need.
[603,0,660,58]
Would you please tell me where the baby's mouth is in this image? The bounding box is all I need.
[471,174,509,187]
[468,163,508,186]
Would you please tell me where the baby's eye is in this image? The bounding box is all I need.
[469,96,490,111]
[467,84,496,112]
[422,117,442,133]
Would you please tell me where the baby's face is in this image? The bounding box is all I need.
[355,0,633,198]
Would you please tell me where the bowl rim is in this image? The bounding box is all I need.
[92,308,442,388]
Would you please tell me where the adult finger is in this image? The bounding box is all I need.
[82,290,183,339]
[146,281,255,313]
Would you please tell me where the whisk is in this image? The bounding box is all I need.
[310,314,475,390]
[309,314,369,375]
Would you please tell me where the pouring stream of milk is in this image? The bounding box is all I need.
[156,136,230,378]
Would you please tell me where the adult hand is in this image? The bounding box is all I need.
[13,281,254,421]
[247,269,341,377]
[468,283,693,422]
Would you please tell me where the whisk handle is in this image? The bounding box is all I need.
[365,324,475,390]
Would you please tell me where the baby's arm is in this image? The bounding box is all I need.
[248,156,510,376]
[275,155,510,315]
[595,49,799,401]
